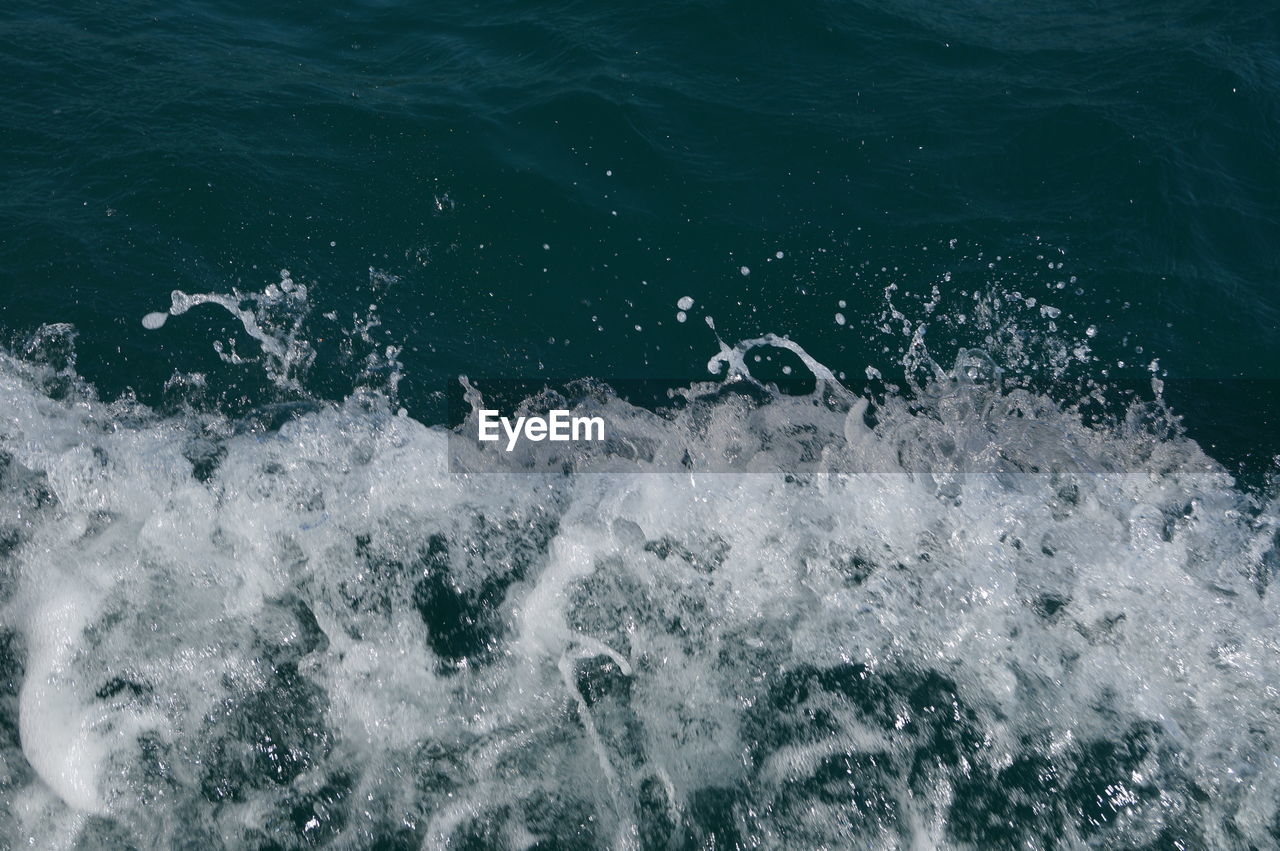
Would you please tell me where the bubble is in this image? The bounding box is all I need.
[141,312,168,330]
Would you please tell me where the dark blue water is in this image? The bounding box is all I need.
[2,2,1279,848]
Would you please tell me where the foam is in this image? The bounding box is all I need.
[1,322,1278,848]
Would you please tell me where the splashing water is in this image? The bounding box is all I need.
[1,294,1278,849]
[141,270,316,392]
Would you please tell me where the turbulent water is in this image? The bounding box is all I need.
[2,291,1279,848]
[4,0,1280,848]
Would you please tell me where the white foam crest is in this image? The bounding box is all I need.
[0,335,1277,849]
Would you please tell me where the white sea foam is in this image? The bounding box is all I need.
[1,311,1278,849]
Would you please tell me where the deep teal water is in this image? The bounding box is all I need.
[3,1,1278,445]
[3,2,1280,848]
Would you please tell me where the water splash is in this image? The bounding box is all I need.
[0,317,1274,844]
[2,302,1276,849]
[141,269,315,391]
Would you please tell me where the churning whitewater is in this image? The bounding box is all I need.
[1,301,1279,849]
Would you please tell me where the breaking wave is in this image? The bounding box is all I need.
[1,280,1278,849]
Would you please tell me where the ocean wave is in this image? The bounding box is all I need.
[1,307,1277,849]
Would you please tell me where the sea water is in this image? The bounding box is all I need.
[3,0,1279,847]
[1,278,1278,847]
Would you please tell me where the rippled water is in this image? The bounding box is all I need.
[2,1,1279,848]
